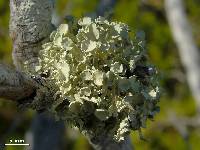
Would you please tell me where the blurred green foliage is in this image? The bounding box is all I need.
[0,0,200,150]
[0,0,12,63]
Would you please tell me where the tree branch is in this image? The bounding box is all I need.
[165,0,200,113]
[1,1,55,102]
[168,111,200,138]
[9,0,54,70]
[0,64,36,101]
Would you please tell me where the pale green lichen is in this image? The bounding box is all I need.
[24,16,160,142]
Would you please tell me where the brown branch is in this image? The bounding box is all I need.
[0,64,37,101]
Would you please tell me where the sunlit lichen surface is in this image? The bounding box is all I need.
[26,17,160,141]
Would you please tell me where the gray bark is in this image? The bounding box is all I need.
[9,0,54,70]
[165,0,200,113]
[0,64,36,101]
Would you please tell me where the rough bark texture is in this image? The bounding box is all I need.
[165,0,200,112]
[9,0,54,70]
[0,64,36,101]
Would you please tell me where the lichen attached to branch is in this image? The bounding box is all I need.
[23,16,160,142]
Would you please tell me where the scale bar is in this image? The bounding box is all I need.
[5,144,30,146]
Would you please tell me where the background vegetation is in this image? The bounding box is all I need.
[0,0,200,149]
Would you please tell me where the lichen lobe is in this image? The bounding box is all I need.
[25,16,160,142]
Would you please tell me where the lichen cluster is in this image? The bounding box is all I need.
[26,17,160,141]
